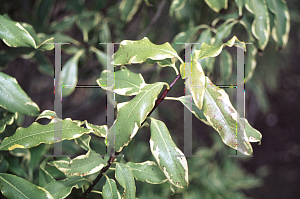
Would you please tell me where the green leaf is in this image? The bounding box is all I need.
[99,19,111,43]
[113,37,183,68]
[0,118,92,151]
[0,15,36,48]
[219,49,232,81]
[171,25,210,53]
[148,117,189,188]
[245,0,270,50]
[49,16,76,32]
[240,118,262,144]
[119,0,143,22]
[0,72,40,116]
[84,120,107,138]
[39,157,56,187]
[245,44,257,82]
[51,150,106,176]
[235,0,245,16]
[44,176,90,199]
[0,110,16,133]
[165,95,210,126]
[75,134,91,151]
[204,0,228,13]
[194,36,246,61]
[61,49,85,97]
[35,110,58,121]
[97,66,146,96]
[126,161,167,184]
[107,82,166,152]
[247,78,269,113]
[90,47,107,68]
[202,76,262,155]
[76,11,100,42]
[213,19,238,46]
[0,173,54,199]
[180,59,205,110]
[115,163,136,199]
[102,176,121,199]
[169,0,187,17]
[34,50,54,76]
[266,0,290,49]
[51,33,81,46]
[0,156,9,173]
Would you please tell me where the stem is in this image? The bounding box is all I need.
[81,73,182,199]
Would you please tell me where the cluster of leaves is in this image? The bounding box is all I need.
[0,0,292,198]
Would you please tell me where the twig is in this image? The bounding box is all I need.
[138,0,167,39]
[81,73,181,199]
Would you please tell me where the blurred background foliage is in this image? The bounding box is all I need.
[0,0,300,198]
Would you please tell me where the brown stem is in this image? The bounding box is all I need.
[81,73,181,199]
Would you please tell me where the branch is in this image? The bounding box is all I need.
[81,73,181,199]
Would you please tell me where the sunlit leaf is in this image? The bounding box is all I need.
[0,118,92,151]
[107,82,167,152]
[0,173,54,199]
[0,15,36,48]
[113,37,182,73]
[51,150,106,176]
[44,176,90,199]
[0,72,40,116]
[97,66,146,96]
[84,120,107,138]
[102,176,121,199]
[115,163,136,199]
[127,161,168,184]
[148,117,189,188]
[180,59,205,110]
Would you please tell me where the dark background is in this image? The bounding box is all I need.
[1,0,300,198]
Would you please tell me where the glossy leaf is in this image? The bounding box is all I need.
[61,49,85,97]
[240,118,262,144]
[115,163,136,199]
[0,72,40,116]
[266,0,290,49]
[126,161,167,184]
[202,76,262,155]
[107,82,166,152]
[180,59,205,110]
[194,36,246,61]
[165,95,210,126]
[84,120,107,138]
[113,37,183,68]
[0,15,36,48]
[220,49,232,81]
[245,0,270,50]
[97,66,146,96]
[102,176,121,199]
[148,117,189,188]
[235,0,245,16]
[52,150,106,176]
[119,0,143,22]
[76,11,100,42]
[0,118,92,151]
[204,0,228,13]
[0,173,54,199]
[44,176,90,199]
